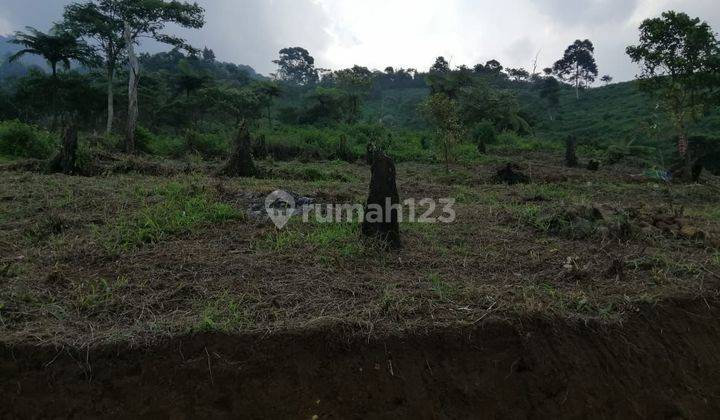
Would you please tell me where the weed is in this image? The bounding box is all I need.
[99,180,243,251]
[428,273,457,302]
[196,292,253,332]
[73,276,129,314]
[453,185,481,204]
[259,220,363,261]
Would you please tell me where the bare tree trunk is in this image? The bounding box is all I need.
[124,23,139,154]
[672,105,694,182]
[219,121,257,177]
[575,62,580,101]
[105,66,114,137]
[50,124,79,175]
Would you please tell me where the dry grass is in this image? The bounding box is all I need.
[1,152,719,347]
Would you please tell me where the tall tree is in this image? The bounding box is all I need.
[600,75,613,85]
[484,59,503,74]
[429,56,450,74]
[117,0,205,153]
[63,1,126,136]
[272,47,318,85]
[202,46,215,62]
[553,39,598,100]
[9,27,96,128]
[9,27,95,77]
[420,93,463,173]
[335,65,373,123]
[626,11,720,180]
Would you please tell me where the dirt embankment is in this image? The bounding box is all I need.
[2,298,720,419]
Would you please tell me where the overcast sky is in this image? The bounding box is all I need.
[1,0,718,81]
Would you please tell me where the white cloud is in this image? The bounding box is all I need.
[0,0,718,80]
[0,16,10,35]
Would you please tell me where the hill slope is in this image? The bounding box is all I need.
[532,81,720,148]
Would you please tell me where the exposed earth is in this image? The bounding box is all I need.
[2,150,720,418]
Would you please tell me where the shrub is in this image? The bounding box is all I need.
[0,120,55,159]
[185,130,230,159]
[471,120,497,151]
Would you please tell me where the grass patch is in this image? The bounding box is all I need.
[428,273,458,302]
[268,161,355,183]
[99,179,243,251]
[72,276,129,315]
[258,220,365,262]
[196,292,253,332]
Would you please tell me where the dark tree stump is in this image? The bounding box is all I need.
[691,162,703,183]
[565,136,578,168]
[220,122,257,177]
[362,152,401,249]
[49,125,79,175]
[493,163,530,185]
[587,159,600,171]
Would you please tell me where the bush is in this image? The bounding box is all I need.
[471,120,497,151]
[494,132,560,153]
[184,131,229,159]
[0,120,56,159]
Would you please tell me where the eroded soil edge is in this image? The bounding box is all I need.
[2,298,720,419]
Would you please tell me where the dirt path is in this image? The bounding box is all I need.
[2,298,719,419]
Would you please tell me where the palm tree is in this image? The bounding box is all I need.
[9,27,95,77]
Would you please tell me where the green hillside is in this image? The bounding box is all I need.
[360,79,720,161]
[532,81,720,148]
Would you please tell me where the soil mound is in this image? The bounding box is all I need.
[2,298,720,419]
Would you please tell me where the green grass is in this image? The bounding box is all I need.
[99,179,243,251]
[258,220,364,261]
[268,161,356,183]
[428,273,458,302]
[196,291,254,332]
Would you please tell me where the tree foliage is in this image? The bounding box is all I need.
[273,47,319,86]
[553,39,598,99]
[626,10,720,164]
[9,27,96,76]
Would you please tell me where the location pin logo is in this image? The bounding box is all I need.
[265,190,296,229]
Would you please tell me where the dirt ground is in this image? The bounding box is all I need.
[3,298,720,419]
[1,150,720,417]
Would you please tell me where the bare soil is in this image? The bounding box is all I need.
[2,298,720,419]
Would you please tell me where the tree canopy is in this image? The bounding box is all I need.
[553,39,598,99]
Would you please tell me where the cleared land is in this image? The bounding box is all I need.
[2,150,720,417]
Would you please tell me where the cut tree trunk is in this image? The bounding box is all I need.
[124,23,139,154]
[362,152,401,249]
[565,136,578,167]
[105,66,114,137]
[219,122,257,177]
[49,125,79,175]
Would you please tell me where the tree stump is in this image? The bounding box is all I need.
[587,159,600,171]
[565,136,578,167]
[493,163,530,185]
[49,125,79,175]
[220,122,257,177]
[366,142,378,166]
[362,152,401,249]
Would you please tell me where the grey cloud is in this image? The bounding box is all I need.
[0,0,332,75]
[179,0,332,74]
[532,0,641,26]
